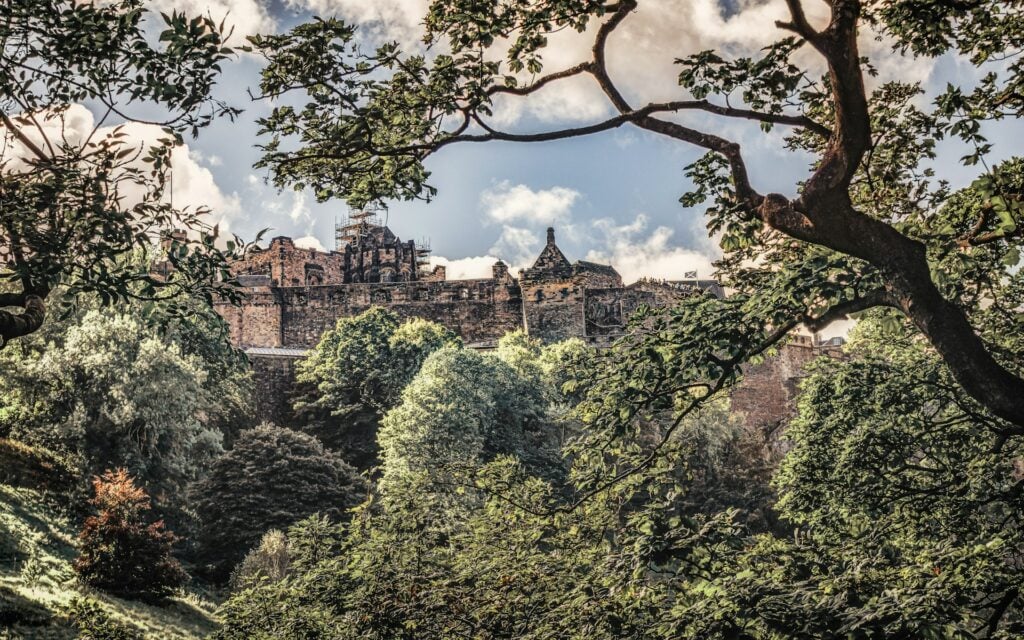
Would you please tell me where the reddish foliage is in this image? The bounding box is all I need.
[73,469,186,601]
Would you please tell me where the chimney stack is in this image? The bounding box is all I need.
[546,227,555,245]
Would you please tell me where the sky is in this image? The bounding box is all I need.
[8,0,1023,286]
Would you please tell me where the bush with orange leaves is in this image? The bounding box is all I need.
[73,469,186,601]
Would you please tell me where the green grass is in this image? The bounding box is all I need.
[1,483,220,639]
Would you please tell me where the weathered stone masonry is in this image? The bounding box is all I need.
[218,220,840,428]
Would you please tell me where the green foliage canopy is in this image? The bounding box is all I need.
[189,423,366,580]
[292,307,460,467]
[0,0,251,346]
[249,0,1024,429]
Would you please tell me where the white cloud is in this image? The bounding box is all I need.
[489,226,542,271]
[301,0,936,127]
[294,235,327,251]
[286,0,429,46]
[144,0,276,40]
[115,121,244,232]
[0,104,94,172]
[585,214,716,284]
[287,191,312,224]
[251,187,319,238]
[481,181,580,225]
[428,255,499,280]
[0,104,243,235]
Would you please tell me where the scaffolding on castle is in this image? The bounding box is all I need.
[415,237,432,275]
[335,205,385,249]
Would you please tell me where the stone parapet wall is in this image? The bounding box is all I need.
[223,278,524,349]
[218,287,283,348]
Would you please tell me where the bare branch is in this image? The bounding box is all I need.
[0,109,50,162]
[590,0,636,113]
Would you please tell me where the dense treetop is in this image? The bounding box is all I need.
[249,0,1024,431]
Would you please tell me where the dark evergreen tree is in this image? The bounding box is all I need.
[190,424,366,580]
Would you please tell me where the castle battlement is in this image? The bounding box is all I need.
[216,224,720,350]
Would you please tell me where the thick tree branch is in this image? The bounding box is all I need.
[0,294,45,347]
[590,0,635,113]
[635,114,765,210]
[775,0,822,46]
[802,0,871,202]
[0,108,50,162]
[801,288,894,333]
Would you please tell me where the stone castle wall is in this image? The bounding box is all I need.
[520,278,586,343]
[221,226,843,435]
[240,237,347,286]
[731,336,845,446]
[279,278,522,348]
[222,276,523,349]
[248,353,301,426]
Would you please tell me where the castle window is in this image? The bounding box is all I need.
[460,288,469,299]
[305,263,326,286]
[535,290,544,302]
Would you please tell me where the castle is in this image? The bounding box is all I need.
[216,215,839,432]
[217,214,722,350]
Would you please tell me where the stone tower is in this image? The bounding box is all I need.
[335,211,423,283]
[520,227,622,342]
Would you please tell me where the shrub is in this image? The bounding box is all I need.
[191,424,367,580]
[229,529,291,591]
[73,469,186,601]
[64,597,143,640]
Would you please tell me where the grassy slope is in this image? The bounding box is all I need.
[0,483,219,639]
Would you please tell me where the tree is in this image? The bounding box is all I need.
[229,530,292,591]
[249,0,1024,429]
[293,307,459,468]
[212,436,744,639]
[203,312,1024,639]
[73,469,186,602]
[0,0,249,346]
[189,423,367,580]
[760,314,1022,636]
[0,308,228,508]
[377,345,548,508]
[0,305,239,509]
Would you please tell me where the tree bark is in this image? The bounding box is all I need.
[0,293,45,347]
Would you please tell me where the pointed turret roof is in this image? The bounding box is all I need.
[521,227,573,281]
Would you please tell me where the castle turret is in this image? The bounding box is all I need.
[492,259,510,283]
[521,227,573,283]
